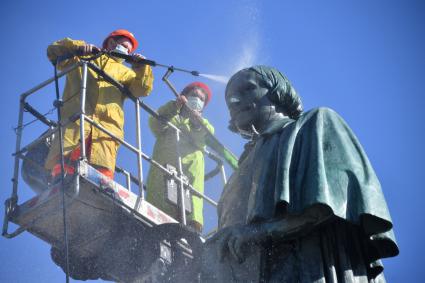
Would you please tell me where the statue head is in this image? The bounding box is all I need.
[225,65,303,137]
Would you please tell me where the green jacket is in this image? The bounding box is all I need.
[146,101,214,226]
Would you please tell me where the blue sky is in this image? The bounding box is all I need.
[1,1,424,282]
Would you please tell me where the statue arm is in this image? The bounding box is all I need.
[215,204,333,263]
[258,204,333,243]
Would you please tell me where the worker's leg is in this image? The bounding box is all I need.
[92,165,114,179]
[51,134,112,180]
[51,136,91,178]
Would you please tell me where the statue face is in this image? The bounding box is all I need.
[225,70,271,133]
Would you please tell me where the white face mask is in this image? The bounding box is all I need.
[186,96,205,112]
[114,44,129,55]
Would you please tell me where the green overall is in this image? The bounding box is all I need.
[146,101,214,227]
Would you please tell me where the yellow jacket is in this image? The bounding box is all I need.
[45,38,154,171]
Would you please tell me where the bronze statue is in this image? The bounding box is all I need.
[202,66,399,282]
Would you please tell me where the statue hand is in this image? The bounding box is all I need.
[212,224,261,264]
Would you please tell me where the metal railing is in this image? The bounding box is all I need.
[3,59,228,238]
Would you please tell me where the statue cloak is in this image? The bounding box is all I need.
[203,107,398,282]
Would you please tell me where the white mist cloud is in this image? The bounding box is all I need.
[198,1,262,84]
[230,43,259,74]
[228,1,261,75]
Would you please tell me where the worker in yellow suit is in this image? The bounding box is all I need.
[45,29,154,179]
[146,82,214,233]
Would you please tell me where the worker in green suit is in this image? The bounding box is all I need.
[146,82,214,233]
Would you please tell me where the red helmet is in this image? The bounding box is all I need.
[182,82,212,107]
[102,29,138,53]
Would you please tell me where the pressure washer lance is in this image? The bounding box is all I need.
[56,50,200,76]
[106,51,238,169]
[67,49,238,170]
[107,51,200,76]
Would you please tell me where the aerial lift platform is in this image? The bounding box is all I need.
[3,56,232,282]
[9,159,202,282]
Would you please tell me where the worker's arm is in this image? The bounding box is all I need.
[46,38,87,69]
[122,62,154,98]
[189,118,215,148]
[149,101,179,138]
